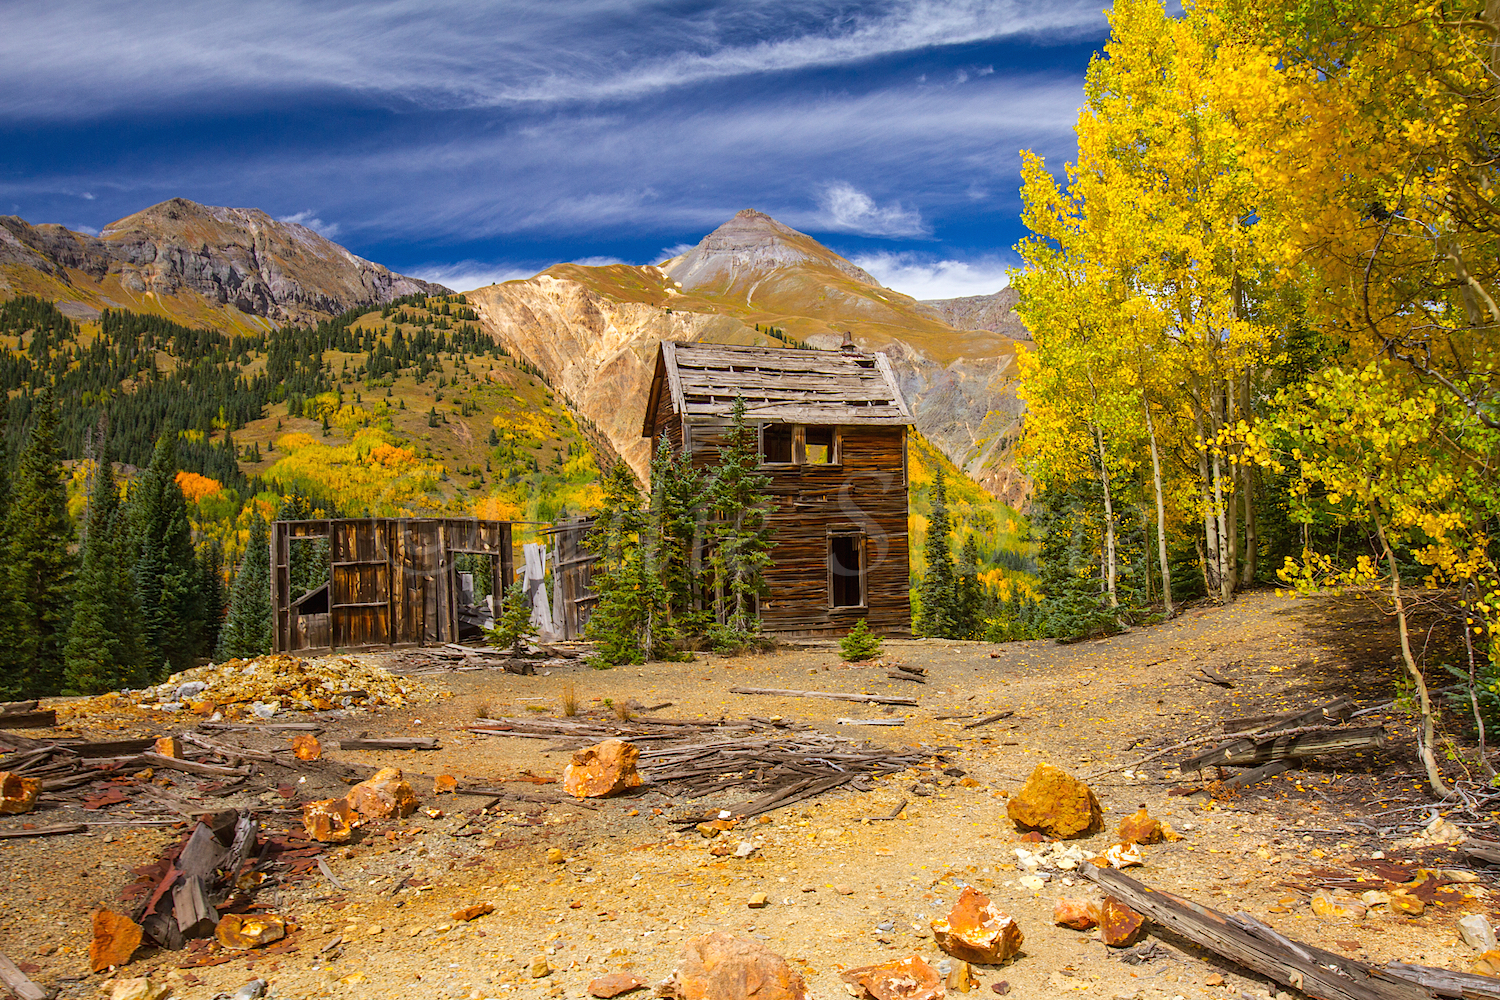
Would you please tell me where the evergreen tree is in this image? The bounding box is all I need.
[955,533,983,639]
[128,436,200,678]
[917,466,956,637]
[839,619,883,661]
[63,451,145,693]
[705,398,773,644]
[583,462,655,665]
[5,391,73,696]
[648,435,704,620]
[217,514,272,660]
[198,542,227,657]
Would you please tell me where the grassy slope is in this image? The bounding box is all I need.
[0,263,277,337]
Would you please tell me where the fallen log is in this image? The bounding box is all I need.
[1461,838,1500,866]
[338,738,440,751]
[0,950,46,1000]
[1222,696,1355,734]
[728,687,917,707]
[885,671,925,684]
[1180,725,1386,772]
[197,722,322,732]
[1220,760,1292,790]
[1079,866,1489,1000]
[0,701,38,714]
[963,711,1014,730]
[837,718,905,726]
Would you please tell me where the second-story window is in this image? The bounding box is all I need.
[761,423,794,464]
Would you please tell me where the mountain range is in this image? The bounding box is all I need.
[0,198,448,330]
[0,200,1028,501]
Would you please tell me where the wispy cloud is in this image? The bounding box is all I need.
[408,262,539,291]
[278,210,339,238]
[0,0,1107,117]
[853,251,1013,299]
[816,182,929,238]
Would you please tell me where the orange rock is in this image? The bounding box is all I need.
[659,930,806,1000]
[216,913,286,950]
[945,960,976,993]
[90,908,143,972]
[0,772,40,815]
[302,796,355,842]
[347,767,419,820]
[841,954,944,1000]
[563,739,643,799]
[1116,807,1163,845]
[190,700,216,716]
[434,774,458,794]
[291,734,322,761]
[452,903,494,921]
[588,972,646,998]
[1099,895,1148,947]
[930,886,1024,964]
[1006,763,1102,839]
[1053,897,1098,930]
[153,736,183,758]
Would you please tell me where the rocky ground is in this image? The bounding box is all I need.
[3,588,1496,1000]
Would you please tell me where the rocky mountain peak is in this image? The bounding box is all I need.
[664,209,879,292]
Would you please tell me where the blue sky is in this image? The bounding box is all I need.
[0,1,1109,299]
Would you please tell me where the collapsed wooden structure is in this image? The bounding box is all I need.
[271,518,513,653]
[642,341,914,636]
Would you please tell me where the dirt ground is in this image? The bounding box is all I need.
[3,588,1496,1000]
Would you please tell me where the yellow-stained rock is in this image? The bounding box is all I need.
[0,771,40,815]
[153,736,183,758]
[433,774,458,794]
[291,734,322,761]
[90,908,143,972]
[931,886,1024,964]
[1388,892,1424,916]
[1116,807,1163,845]
[659,931,806,1000]
[1006,764,1102,838]
[563,739,643,799]
[452,903,494,921]
[945,960,976,993]
[1310,889,1367,920]
[1099,896,1148,947]
[301,796,355,843]
[1053,897,1098,930]
[347,767,419,820]
[841,954,944,1000]
[215,913,286,950]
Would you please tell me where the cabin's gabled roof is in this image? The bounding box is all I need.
[642,341,914,436]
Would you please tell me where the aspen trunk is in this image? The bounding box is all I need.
[1196,427,1219,599]
[1095,424,1118,608]
[1240,461,1258,587]
[1144,399,1173,616]
[1210,448,1232,603]
[1375,519,1449,799]
[1225,378,1239,592]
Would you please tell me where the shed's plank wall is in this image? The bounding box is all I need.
[669,420,911,637]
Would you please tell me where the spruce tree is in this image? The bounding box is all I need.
[584,462,652,665]
[955,533,983,639]
[217,514,272,660]
[917,466,956,637]
[198,542,227,657]
[63,451,145,693]
[6,393,74,696]
[706,397,773,643]
[128,436,200,678]
[648,436,704,621]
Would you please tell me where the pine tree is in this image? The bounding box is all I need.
[198,542,227,657]
[128,436,200,679]
[63,451,145,693]
[584,462,652,666]
[6,392,74,695]
[706,398,773,645]
[917,466,956,637]
[839,619,883,661]
[217,514,272,660]
[955,534,983,639]
[648,436,704,620]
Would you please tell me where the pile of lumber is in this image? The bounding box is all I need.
[1179,696,1385,789]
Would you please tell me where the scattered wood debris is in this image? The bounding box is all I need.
[728,686,918,706]
[0,700,57,729]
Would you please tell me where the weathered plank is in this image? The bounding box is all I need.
[729,687,917,706]
[0,711,57,729]
[137,752,252,776]
[1221,760,1292,789]
[0,950,46,1000]
[1222,696,1355,734]
[0,823,87,839]
[1180,726,1386,772]
[338,738,440,751]
[1078,866,1437,1000]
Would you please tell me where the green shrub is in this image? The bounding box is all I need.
[840,620,882,661]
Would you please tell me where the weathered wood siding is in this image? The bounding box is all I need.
[272,518,512,653]
[667,421,911,637]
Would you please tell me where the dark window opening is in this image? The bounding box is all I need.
[829,534,864,607]
[292,582,329,616]
[806,426,836,464]
[761,423,794,463]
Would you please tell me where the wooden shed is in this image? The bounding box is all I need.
[271,518,513,653]
[642,340,913,636]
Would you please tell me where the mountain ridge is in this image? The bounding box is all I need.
[0,198,448,330]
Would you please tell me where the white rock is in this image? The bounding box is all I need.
[1460,913,1497,952]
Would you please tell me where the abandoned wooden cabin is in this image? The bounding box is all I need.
[642,340,914,636]
[271,517,513,653]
